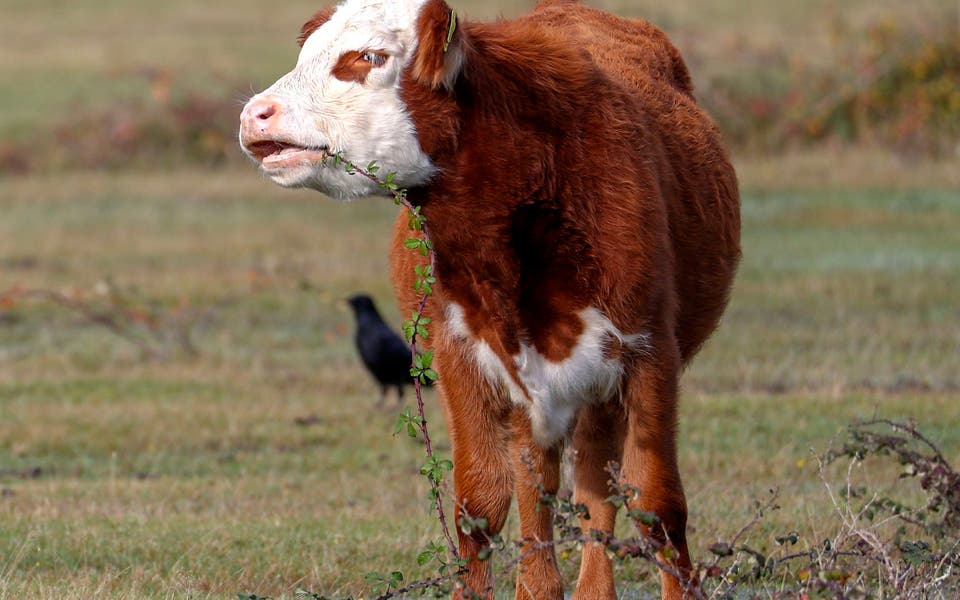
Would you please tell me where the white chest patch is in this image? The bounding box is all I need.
[445,303,650,446]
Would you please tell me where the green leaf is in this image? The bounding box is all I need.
[708,542,733,557]
[627,508,660,526]
[410,351,437,383]
[776,531,800,546]
[604,494,626,508]
[382,171,400,192]
[421,455,452,485]
[394,409,423,438]
[415,351,433,369]
[406,314,432,341]
[394,408,411,436]
[413,264,436,295]
[900,540,932,566]
[402,319,415,342]
[407,206,426,231]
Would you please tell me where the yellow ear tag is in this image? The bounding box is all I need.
[444,10,458,53]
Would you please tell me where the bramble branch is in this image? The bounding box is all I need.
[321,151,457,561]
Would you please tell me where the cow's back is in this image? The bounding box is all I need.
[527,1,693,97]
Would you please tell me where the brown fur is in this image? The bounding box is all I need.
[297,6,335,47]
[330,50,389,84]
[383,1,742,598]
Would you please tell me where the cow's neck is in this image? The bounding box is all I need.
[399,20,612,358]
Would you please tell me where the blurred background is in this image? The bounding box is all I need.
[1,1,958,598]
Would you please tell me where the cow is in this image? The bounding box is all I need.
[239,0,741,598]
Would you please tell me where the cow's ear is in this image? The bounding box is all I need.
[411,0,463,90]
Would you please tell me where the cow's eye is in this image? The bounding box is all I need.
[362,51,388,67]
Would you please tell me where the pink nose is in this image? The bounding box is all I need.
[240,95,284,145]
[247,97,278,121]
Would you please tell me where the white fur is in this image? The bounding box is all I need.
[446,303,650,446]
[241,0,438,198]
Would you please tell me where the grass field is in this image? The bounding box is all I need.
[2,0,959,598]
[2,169,958,598]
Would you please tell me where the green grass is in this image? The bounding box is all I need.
[1,167,958,598]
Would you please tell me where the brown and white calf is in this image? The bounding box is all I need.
[239,0,740,598]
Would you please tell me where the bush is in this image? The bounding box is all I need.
[700,16,960,158]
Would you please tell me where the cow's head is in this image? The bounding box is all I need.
[239,0,463,199]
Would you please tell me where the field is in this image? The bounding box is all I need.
[1,0,959,598]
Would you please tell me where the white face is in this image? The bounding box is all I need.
[239,0,436,199]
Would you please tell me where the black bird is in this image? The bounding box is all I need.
[346,293,420,406]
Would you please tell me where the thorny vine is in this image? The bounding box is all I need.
[319,151,461,576]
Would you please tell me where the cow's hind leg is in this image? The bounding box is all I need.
[571,401,626,600]
[510,409,563,600]
[621,342,697,600]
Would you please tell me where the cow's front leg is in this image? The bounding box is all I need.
[438,352,514,599]
[510,409,563,600]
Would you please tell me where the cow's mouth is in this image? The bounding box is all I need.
[247,140,330,170]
